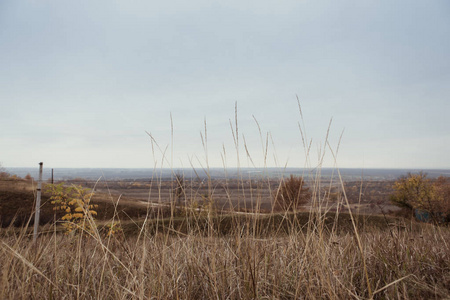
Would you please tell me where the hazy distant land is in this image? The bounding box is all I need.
[6,167,450,181]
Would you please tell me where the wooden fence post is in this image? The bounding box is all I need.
[33,162,43,243]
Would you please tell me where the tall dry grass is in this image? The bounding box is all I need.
[1,223,449,299]
[1,101,449,299]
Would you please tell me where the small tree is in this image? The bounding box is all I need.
[390,172,432,211]
[0,163,10,179]
[47,183,98,234]
[274,175,310,211]
[390,172,449,223]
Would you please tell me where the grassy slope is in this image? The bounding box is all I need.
[1,180,404,235]
[1,179,449,299]
[0,180,153,227]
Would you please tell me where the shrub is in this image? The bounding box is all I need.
[274,175,310,211]
[390,172,449,223]
[105,221,123,237]
[47,183,98,233]
[0,163,11,180]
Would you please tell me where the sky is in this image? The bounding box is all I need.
[1,0,449,170]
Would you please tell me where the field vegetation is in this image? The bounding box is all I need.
[1,108,449,299]
[1,167,449,299]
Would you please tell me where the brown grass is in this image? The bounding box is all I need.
[0,216,448,299]
[3,178,448,299]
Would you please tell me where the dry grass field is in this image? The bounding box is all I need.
[1,176,449,299]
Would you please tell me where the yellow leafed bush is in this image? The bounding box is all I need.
[46,183,97,234]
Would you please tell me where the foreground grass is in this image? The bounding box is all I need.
[1,214,449,299]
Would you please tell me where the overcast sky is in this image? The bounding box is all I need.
[1,0,449,170]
